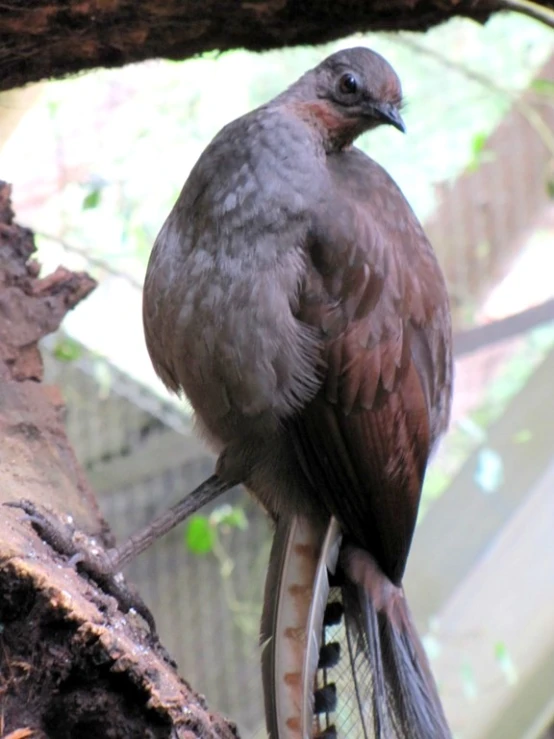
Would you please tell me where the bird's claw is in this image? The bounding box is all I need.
[5,498,82,557]
[4,499,158,636]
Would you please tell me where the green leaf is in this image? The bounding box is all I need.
[512,429,532,444]
[471,131,488,157]
[53,338,82,362]
[185,515,214,555]
[466,132,495,173]
[531,78,554,96]
[82,187,102,210]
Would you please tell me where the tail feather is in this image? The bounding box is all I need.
[342,581,387,738]
[342,545,451,739]
[261,520,451,738]
[261,515,341,738]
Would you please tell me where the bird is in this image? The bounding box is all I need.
[141,46,453,737]
[9,45,453,737]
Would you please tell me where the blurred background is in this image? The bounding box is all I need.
[1,12,554,739]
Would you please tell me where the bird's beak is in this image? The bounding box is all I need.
[373,102,406,133]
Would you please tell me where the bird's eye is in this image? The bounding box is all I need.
[338,72,360,95]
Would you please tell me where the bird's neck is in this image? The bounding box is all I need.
[281,100,358,154]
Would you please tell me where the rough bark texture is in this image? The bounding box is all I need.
[0,182,238,739]
[0,0,540,93]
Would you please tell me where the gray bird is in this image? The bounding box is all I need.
[13,46,453,738]
[142,46,452,738]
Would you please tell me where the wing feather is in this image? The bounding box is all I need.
[292,147,452,583]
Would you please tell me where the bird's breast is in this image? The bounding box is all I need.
[145,212,322,448]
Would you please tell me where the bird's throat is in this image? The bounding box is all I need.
[288,100,359,153]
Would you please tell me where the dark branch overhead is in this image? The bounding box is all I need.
[0,0,552,93]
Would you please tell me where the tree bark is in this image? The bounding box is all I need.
[0,182,237,739]
[1,0,551,94]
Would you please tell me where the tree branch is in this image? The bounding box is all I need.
[0,0,544,94]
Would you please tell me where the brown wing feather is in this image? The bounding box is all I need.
[292,148,452,584]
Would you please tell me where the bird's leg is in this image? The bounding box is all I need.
[5,474,232,633]
[97,474,233,572]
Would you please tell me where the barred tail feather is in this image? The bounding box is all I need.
[261,522,450,738]
[261,516,342,738]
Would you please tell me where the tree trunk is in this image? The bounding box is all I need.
[0,182,237,739]
[2,0,552,93]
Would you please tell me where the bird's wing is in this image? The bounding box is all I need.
[293,148,452,584]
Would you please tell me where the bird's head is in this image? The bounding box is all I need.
[286,47,405,151]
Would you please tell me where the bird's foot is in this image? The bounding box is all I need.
[4,499,157,635]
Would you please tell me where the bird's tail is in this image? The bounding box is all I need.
[261,515,342,738]
[341,544,451,738]
[261,516,451,738]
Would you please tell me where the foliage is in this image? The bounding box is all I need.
[185,514,215,555]
[52,337,82,362]
[183,503,264,636]
[185,504,249,556]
